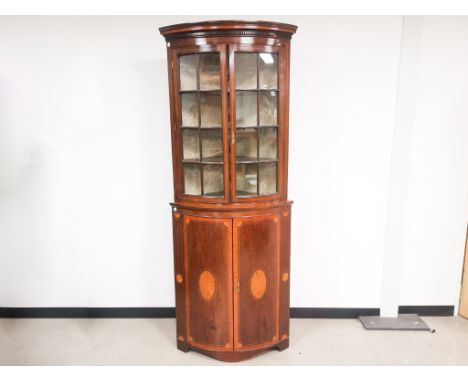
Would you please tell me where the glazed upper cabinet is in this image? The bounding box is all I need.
[231,46,282,201]
[169,41,289,204]
[172,45,229,202]
[161,20,296,362]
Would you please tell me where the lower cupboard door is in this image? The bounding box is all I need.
[183,215,233,351]
[233,215,280,350]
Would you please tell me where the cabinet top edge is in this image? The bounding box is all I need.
[159,20,298,40]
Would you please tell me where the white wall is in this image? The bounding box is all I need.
[380,16,424,317]
[0,16,467,309]
[287,16,402,307]
[399,16,468,307]
[0,16,174,306]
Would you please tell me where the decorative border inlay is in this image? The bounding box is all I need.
[165,29,292,41]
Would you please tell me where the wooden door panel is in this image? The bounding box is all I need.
[183,215,233,350]
[234,214,279,349]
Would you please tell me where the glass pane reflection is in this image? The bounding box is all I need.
[184,164,201,195]
[236,163,257,196]
[236,91,257,127]
[259,53,278,89]
[259,91,277,126]
[259,162,277,195]
[199,53,220,90]
[200,93,222,127]
[235,53,257,89]
[203,165,224,196]
[179,54,197,91]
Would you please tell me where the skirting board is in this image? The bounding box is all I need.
[0,306,454,319]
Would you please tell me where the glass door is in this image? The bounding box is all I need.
[173,45,229,203]
[229,45,282,201]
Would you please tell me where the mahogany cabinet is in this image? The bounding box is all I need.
[160,20,297,361]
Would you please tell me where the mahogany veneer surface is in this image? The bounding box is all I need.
[161,20,296,361]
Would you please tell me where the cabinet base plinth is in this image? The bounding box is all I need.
[177,339,289,362]
[177,340,191,353]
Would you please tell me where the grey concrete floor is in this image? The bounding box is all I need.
[1,317,468,365]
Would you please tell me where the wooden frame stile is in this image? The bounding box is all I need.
[182,215,191,347]
[166,44,181,202]
[232,217,240,349]
[279,207,291,342]
[172,211,187,349]
[281,39,291,199]
[161,20,296,362]
[276,213,281,345]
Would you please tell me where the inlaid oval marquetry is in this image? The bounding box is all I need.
[199,270,216,301]
[250,270,267,300]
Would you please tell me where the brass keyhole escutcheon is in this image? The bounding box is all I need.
[176,274,183,283]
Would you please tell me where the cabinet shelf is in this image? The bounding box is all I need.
[182,156,224,164]
[235,190,257,197]
[179,89,221,94]
[235,156,278,164]
[203,191,224,197]
[232,88,279,92]
[235,125,278,130]
[180,126,222,130]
